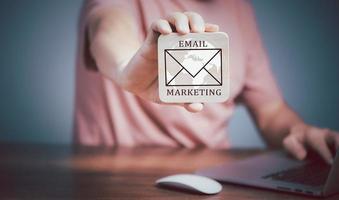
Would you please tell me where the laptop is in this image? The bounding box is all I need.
[196,149,339,197]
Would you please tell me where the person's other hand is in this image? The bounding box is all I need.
[119,12,219,112]
[283,124,339,164]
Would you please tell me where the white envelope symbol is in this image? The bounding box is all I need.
[164,48,222,86]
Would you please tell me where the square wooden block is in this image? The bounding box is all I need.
[158,32,229,103]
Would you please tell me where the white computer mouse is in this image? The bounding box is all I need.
[155,174,222,194]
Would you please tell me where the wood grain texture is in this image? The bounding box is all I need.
[0,144,337,200]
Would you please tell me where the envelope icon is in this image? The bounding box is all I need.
[164,48,222,86]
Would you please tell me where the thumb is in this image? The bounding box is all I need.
[184,103,204,113]
[144,27,160,46]
[283,134,307,160]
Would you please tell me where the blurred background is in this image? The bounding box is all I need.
[0,0,338,147]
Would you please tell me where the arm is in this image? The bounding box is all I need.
[237,1,339,164]
[87,7,218,112]
[87,6,140,82]
[251,100,339,164]
[249,100,302,147]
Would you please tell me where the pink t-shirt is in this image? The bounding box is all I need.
[73,0,282,148]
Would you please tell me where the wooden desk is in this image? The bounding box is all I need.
[0,144,337,200]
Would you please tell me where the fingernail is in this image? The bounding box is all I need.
[179,26,189,34]
[192,25,204,33]
[211,24,219,30]
[164,28,172,34]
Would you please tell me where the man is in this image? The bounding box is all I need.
[74,0,339,164]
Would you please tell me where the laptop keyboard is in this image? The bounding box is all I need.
[262,161,331,186]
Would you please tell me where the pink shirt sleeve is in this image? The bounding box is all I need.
[80,0,132,71]
[237,1,283,109]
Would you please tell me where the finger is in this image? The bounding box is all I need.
[157,102,204,113]
[184,103,204,113]
[145,20,171,46]
[144,26,160,46]
[325,130,339,151]
[184,12,205,32]
[329,131,339,148]
[205,23,219,32]
[283,134,307,160]
[306,129,334,164]
[151,19,172,34]
[167,12,189,34]
[153,94,204,113]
